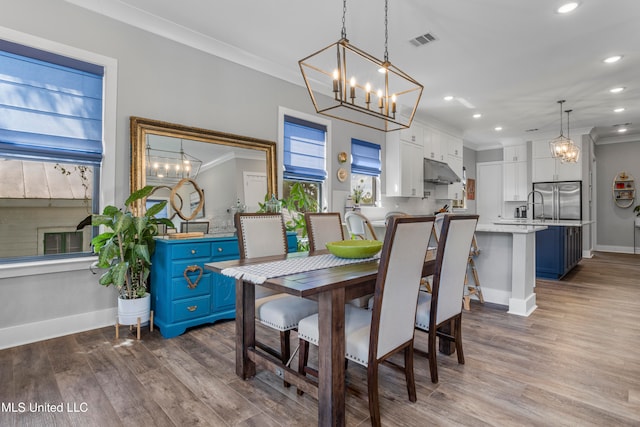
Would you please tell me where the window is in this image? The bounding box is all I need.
[350,139,381,206]
[44,232,84,255]
[0,39,104,262]
[282,114,327,211]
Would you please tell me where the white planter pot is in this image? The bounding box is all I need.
[117,293,151,326]
[635,217,640,227]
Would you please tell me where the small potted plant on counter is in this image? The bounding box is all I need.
[634,205,640,227]
[91,185,174,338]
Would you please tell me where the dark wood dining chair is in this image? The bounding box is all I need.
[297,215,435,426]
[304,212,345,252]
[384,210,408,225]
[234,212,318,386]
[414,214,479,383]
[305,212,372,308]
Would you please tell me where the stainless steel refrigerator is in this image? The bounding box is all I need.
[531,181,582,221]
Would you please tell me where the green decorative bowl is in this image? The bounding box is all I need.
[326,240,383,259]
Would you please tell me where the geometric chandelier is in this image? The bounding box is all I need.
[299,0,423,132]
[145,137,202,181]
[549,100,574,160]
[561,108,580,163]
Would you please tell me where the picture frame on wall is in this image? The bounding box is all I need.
[467,178,476,200]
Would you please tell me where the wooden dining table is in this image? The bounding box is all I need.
[206,250,435,427]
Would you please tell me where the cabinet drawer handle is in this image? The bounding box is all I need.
[183,265,203,289]
[217,247,223,252]
[187,305,197,312]
[191,249,196,254]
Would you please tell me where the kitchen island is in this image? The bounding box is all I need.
[495,219,592,279]
[474,223,547,316]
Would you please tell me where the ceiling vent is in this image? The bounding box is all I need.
[410,32,437,47]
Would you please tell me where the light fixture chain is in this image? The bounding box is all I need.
[384,0,389,62]
[559,100,564,136]
[341,0,347,39]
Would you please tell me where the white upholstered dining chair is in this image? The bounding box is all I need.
[297,215,435,426]
[414,214,479,383]
[234,213,318,386]
[304,212,344,252]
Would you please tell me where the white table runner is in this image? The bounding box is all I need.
[221,253,379,284]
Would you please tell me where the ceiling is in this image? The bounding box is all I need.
[68,0,640,149]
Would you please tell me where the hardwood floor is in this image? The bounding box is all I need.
[1,252,639,426]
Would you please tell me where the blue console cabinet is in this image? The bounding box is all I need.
[151,233,297,338]
[535,226,582,280]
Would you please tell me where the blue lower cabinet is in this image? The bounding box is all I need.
[151,232,297,338]
[536,226,582,280]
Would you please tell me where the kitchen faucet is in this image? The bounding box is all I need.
[527,190,545,221]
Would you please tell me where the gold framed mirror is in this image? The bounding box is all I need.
[130,117,277,218]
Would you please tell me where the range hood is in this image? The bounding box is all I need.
[423,158,461,184]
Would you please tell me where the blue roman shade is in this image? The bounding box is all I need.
[0,40,104,165]
[351,138,381,176]
[283,115,327,181]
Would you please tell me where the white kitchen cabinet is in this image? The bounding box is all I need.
[424,128,445,162]
[503,161,528,201]
[386,133,423,197]
[532,140,581,182]
[399,123,423,145]
[447,135,463,158]
[504,144,527,162]
[503,144,528,201]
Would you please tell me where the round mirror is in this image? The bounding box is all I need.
[171,178,204,221]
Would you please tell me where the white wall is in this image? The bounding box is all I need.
[0,0,386,349]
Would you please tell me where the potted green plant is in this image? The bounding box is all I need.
[91,185,174,326]
[634,205,640,227]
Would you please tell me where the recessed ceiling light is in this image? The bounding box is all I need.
[473,113,482,119]
[614,107,625,113]
[557,2,579,14]
[603,55,623,64]
[610,87,625,93]
[618,128,628,133]
[494,126,503,131]
[444,95,454,101]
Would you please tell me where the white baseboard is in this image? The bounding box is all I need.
[0,308,117,350]
[595,244,636,254]
[477,288,510,307]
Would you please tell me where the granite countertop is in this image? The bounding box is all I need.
[476,223,548,234]
[495,219,593,227]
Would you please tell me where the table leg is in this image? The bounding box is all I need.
[236,278,256,379]
[317,288,346,427]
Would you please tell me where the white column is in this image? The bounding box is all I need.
[507,232,537,316]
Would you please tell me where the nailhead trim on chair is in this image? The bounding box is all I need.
[257,319,297,331]
[346,353,367,365]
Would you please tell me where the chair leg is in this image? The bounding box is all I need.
[280,330,291,388]
[404,344,417,403]
[454,316,465,365]
[297,338,309,396]
[428,328,439,383]
[367,361,381,427]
